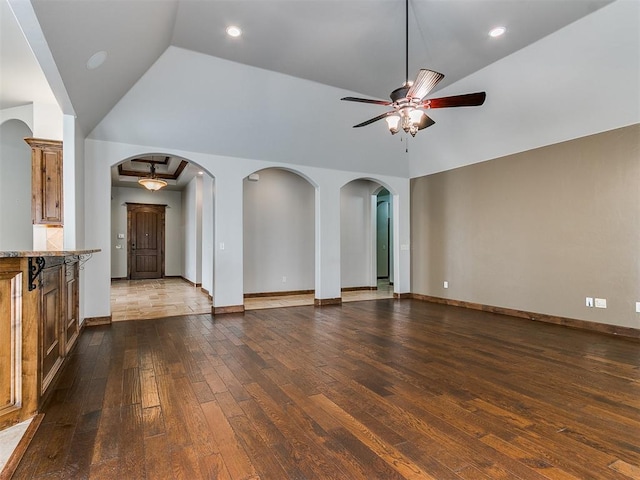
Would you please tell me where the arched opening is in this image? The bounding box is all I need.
[243,167,315,308]
[0,119,33,250]
[340,179,394,301]
[109,154,214,320]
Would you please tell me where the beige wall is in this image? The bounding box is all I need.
[411,124,640,329]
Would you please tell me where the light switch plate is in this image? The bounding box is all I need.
[595,298,607,309]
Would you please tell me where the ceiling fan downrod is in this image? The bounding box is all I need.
[405,0,409,86]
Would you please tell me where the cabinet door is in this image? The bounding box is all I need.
[63,260,79,353]
[25,138,63,225]
[40,264,64,394]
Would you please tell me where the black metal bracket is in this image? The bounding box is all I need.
[65,253,92,270]
[28,256,45,291]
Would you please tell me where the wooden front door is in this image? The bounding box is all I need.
[127,203,166,280]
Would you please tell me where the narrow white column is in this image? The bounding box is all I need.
[314,183,341,304]
[392,179,411,295]
[212,172,244,313]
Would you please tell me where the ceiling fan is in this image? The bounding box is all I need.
[341,0,486,137]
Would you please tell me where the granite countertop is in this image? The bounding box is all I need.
[0,249,100,258]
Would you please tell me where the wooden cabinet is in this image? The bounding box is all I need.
[0,257,39,430]
[0,262,29,428]
[25,138,63,225]
[0,253,83,430]
[39,260,64,395]
[39,258,80,396]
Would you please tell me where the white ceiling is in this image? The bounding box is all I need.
[3,0,615,138]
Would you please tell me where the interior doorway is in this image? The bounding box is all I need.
[126,203,166,279]
[375,188,393,285]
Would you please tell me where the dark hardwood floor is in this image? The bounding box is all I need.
[12,299,640,479]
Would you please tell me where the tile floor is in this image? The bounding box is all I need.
[0,418,32,475]
[110,277,394,321]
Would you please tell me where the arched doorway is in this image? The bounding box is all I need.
[340,179,394,299]
[243,168,315,305]
[108,154,215,320]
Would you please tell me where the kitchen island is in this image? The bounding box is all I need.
[0,249,99,431]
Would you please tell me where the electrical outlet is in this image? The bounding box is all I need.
[586,297,593,307]
[595,298,607,309]
[282,276,287,283]
[443,281,449,289]
[636,302,640,313]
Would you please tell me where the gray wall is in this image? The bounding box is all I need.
[243,168,315,294]
[0,120,33,250]
[411,124,640,329]
[340,180,375,289]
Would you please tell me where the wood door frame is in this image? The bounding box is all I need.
[126,203,166,280]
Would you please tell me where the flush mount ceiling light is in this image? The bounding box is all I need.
[226,25,242,37]
[489,26,506,38]
[138,164,167,191]
[341,0,486,137]
[86,50,107,70]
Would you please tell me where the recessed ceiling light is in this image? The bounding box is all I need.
[86,50,107,70]
[226,25,242,38]
[489,26,506,38]
[198,171,204,175]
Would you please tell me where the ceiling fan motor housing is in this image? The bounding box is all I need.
[390,86,410,103]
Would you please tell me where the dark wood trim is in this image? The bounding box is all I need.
[212,305,245,315]
[84,316,112,327]
[118,160,188,181]
[110,277,127,281]
[0,413,44,480]
[341,286,377,292]
[244,289,314,298]
[200,287,212,299]
[180,277,202,288]
[393,292,411,299]
[412,294,640,340]
[314,297,342,306]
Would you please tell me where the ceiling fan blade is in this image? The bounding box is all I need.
[407,69,445,100]
[418,114,435,130]
[423,92,487,109]
[341,96,392,106]
[353,111,397,128]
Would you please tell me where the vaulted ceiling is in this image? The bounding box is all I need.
[3,0,616,137]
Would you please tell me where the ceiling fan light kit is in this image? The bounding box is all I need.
[342,0,486,137]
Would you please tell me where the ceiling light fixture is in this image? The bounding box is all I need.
[489,26,506,38]
[138,164,167,191]
[86,50,107,70]
[226,25,242,38]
